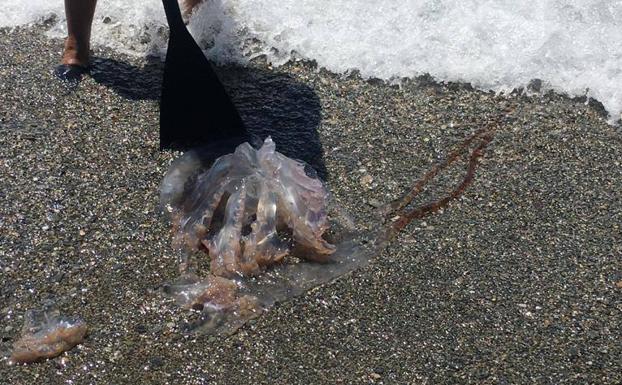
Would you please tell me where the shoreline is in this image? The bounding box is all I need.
[1,25,620,384]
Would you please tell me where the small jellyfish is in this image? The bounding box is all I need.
[10,306,87,364]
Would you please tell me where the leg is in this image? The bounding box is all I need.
[182,0,203,17]
[60,0,97,68]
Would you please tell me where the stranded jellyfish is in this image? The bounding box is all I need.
[160,137,372,333]
[163,137,338,277]
[10,305,87,364]
[161,127,495,334]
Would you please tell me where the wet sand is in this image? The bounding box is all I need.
[1,26,621,384]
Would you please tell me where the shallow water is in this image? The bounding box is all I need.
[2,0,621,121]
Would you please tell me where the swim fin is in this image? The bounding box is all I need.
[160,0,247,150]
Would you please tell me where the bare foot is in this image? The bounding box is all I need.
[60,35,90,68]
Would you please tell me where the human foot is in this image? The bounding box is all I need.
[55,36,90,83]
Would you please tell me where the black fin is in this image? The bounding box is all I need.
[160,0,248,150]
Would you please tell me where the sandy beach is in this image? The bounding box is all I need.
[1,25,620,384]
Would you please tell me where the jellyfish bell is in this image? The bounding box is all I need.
[164,137,341,276]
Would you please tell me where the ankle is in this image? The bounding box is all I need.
[61,36,90,67]
[182,0,202,16]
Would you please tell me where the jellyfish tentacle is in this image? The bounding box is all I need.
[175,177,231,249]
[169,153,234,250]
[273,169,335,260]
[182,155,233,213]
[206,178,248,276]
[241,182,289,274]
[380,126,492,217]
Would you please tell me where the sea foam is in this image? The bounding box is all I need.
[2,0,621,121]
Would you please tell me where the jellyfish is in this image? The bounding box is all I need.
[10,305,87,364]
[162,137,337,278]
[160,137,372,333]
[160,127,496,335]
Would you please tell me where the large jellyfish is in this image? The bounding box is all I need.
[160,137,371,333]
[160,127,495,335]
[162,137,337,277]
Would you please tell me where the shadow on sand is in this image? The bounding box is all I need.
[89,56,327,177]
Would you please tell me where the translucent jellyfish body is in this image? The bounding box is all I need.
[10,306,87,363]
[160,137,372,334]
[161,127,495,335]
[163,137,338,276]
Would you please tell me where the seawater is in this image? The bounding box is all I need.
[2,0,621,121]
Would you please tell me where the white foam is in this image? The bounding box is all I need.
[2,0,621,121]
[1,0,168,56]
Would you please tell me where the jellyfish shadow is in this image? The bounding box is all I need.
[89,56,327,177]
